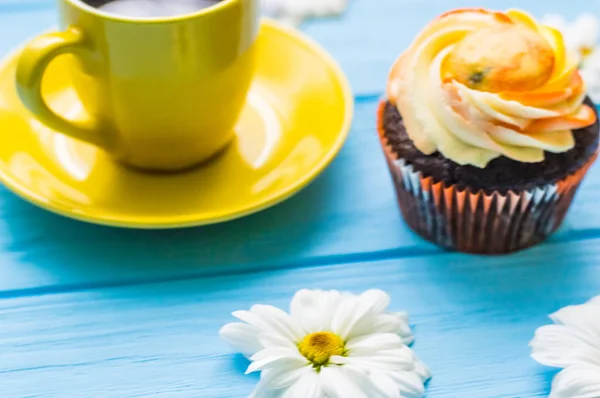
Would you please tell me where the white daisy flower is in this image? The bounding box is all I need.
[580,52,600,103]
[541,13,599,62]
[262,0,349,26]
[530,296,600,398]
[220,289,431,398]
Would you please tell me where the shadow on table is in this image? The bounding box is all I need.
[419,239,600,318]
[532,367,556,398]
[405,240,600,397]
[0,162,342,293]
[231,354,257,381]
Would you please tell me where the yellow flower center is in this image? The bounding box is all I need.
[298,332,345,366]
[581,46,594,59]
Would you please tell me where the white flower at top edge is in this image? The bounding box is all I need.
[580,52,600,103]
[541,13,599,62]
[220,289,431,398]
[261,0,349,26]
[530,296,600,398]
[541,13,600,103]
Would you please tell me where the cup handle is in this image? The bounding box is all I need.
[15,28,112,150]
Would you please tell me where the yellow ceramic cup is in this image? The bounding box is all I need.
[15,0,259,171]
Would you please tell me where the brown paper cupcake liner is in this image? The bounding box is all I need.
[377,101,598,254]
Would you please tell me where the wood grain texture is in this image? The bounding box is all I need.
[1,95,600,294]
[0,99,442,295]
[2,1,600,397]
[4,238,600,397]
[1,1,600,294]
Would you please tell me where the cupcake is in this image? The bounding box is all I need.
[378,8,600,254]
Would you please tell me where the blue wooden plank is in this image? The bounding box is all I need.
[1,3,600,398]
[0,98,440,295]
[1,97,600,295]
[0,10,56,59]
[0,1,599,295]
[3,238,600,397]
[1,95,600,294]
[0,1,54,14]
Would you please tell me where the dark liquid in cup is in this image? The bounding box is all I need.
[87,0,223,18]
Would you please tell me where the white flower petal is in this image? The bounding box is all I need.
[342,365,391,398]
[531,324,600,367]
[355,352,417,372]
[281,369,323,398]
[586,295,600,306]
[322,290,347,328]
[573,14,599,49]
[339,349,416,373]
[541,14,569,33]
[249,382,280,398]
[394,316,415,345]
[413,359,433,381]
[250,304,305,342]
[249,370,287,397]
[290,289,330,333]
[264,365,312,390]
[233,310,271,331]
[251,347,301,362]
[291,289,352,333]
[347,333,406,352]
[219,322,263,357]
[550,365,600,398]
[328,355,348,365]
[350,312,415,344]
[259,332,297,349]
[385,370,427,398]
[320,366,368,398]
[359,289,391,314]
[320,364,426,397]
[346,315,389,340]
[368,372,401,398]
[330,355,373,371]
[250,368,287,398]
[395,311,409,323]
[551,303,600,340]
[330,295,360,338]
[246,348,307,374]
[336,290,391,339]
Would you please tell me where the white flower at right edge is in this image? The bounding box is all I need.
[220,289,431,398]
[530,296,600,398]
[580,52,600,103]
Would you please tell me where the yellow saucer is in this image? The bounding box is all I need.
[0,19,353,228]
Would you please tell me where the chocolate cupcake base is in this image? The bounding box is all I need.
[377,101,599,254]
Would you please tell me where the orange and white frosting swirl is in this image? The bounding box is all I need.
[387,8,597,168]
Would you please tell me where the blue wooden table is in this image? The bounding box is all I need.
[2,1,600,397]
